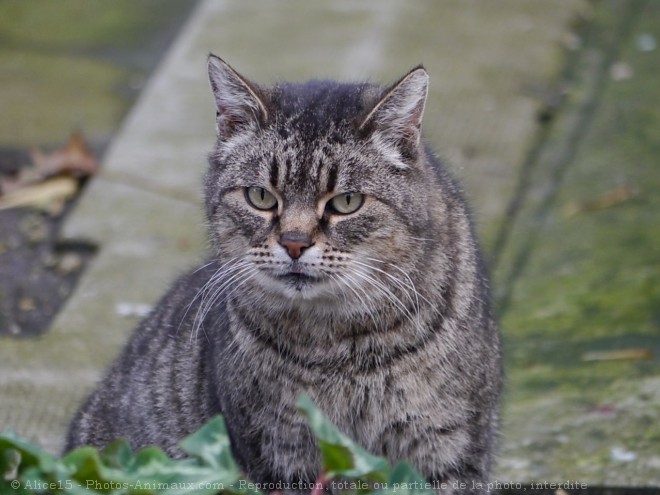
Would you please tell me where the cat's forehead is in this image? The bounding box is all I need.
[272,80,377,130]
[254,81,379,197]
[259,126,367,201]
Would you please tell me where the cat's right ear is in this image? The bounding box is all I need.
[207,54,268,140]
[359,66,428,164]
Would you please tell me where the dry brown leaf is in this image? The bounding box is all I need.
[0,176,78,214]
[1,132,98,198]
[0,167,43,195]
[29,131,98,178]
[564,185,637,218]
[582,348,653,362]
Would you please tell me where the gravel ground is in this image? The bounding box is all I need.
[0,148,97,337]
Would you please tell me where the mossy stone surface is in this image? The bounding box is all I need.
[0,0,194,147]
[494,0,660,484]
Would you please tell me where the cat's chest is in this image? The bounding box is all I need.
[257,350,432,450]
[310,371,395,446]
[224,311,444,449]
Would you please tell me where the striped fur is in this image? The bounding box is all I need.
[66,55,502,494]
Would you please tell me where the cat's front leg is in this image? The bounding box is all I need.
[379,420,488,495]
[259,418,322,494]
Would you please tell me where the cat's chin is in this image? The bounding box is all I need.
[275,272,319,288]
[275,277,332,302]
[258,271,341,305]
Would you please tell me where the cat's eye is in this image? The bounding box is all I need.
[328,193,364,215]
[245,187,277,211]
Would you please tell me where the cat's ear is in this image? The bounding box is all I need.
[359,66,429,162]
[207,54,268,140]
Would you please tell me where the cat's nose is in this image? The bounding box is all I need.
[279,232,313,260]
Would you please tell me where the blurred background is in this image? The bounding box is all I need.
[0,0,658,487]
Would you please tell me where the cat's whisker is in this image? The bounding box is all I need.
[193,267,260,345]
[364,257,433,307]
[178,256,247,336]
[332,272,385,333]
[354,279,389,333]
[181,257,245,318]
[192,268,256,344]
[351,258,421,314]
[193,261,251,323]
[190,262,255,343]
[198,262,251,308]
[348,266,420,332]
[195,264,255,326]
[351,259,427,331]
[191,259,219,274]
[220,267,260,305]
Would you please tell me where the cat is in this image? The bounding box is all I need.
[66,54,502,493]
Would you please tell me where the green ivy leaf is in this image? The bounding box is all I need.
[101,439,135,471]
[384,462,435,495]
[0,478,32,495]
[2,405,428,495]
[296,394,389,482]
[0,431,57,474]
[62,445,111,481]
[180,416,238,474]
[62,440,235,495]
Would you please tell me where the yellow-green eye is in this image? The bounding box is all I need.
[245,187,277,210]
[328,193,364,215]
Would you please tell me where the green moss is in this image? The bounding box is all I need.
[0,51,128,146]
[0,0,188,51]
[495,0,660,483]
[0,0,193,147]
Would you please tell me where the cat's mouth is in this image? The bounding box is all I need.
[267,261,328,295]
[276,272,319,288]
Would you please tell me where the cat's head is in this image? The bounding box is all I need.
[205,54,442,316]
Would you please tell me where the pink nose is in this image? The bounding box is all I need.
[279,232,313,259]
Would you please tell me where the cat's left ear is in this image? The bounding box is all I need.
[207,54,269,140]
[359,66,429,162]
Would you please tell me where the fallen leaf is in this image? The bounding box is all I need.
[0,132,98,198]
[0,176,78,214]
[18,297,36,312]
[29,131,98,178]
[564,185,637,218]
[582,348,653,362]
[55,252,84,275]
[0,167,43,195]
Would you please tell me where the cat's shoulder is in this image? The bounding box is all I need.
[135,259,227,335]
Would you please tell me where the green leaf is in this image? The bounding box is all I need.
[296,394,389,482]
[101,439,134,470]
[0,431,57,474]
[4,407,418,495]
[1,444,20,480]
[61,445,121,486]
[180,416,238,474]
[383,462,435,495]
[131,445,175,470]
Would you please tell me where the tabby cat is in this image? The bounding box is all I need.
[66,54,502,493]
